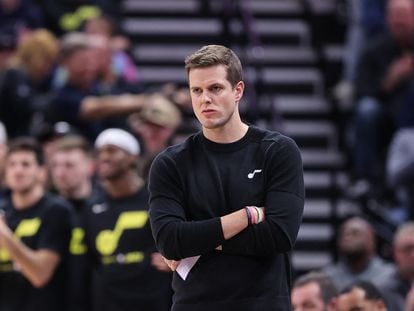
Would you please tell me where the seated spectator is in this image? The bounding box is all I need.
[336,280,388,311]
[323,217,394,290]
[381,222,414,311]
[291,271,338,311]
[347,0,414,200]
[387,127,414,221]
[84,14,139,84]
[127,94,182,179]
[333,0,386,109]
[0,29,60,138]
[48,32,148,141]
[87,34,142,130]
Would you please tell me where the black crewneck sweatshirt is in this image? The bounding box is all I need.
[149,125,304,311]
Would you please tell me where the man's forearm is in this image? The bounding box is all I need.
[220,206,264,240]
[151,197,264,260]
[80,94,147,120]
[1,232,60,288]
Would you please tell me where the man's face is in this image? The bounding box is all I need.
[96,145,135,180]
[292,282,327,311]
[5,151,42,193]
[135,122,174,155]
[339,219,373,256]
[50,149,92,195]
[387,0,414,44]
[394,233,414,280]
[336,288,385,311]
[188,65,244,131]
[65,48,97,88]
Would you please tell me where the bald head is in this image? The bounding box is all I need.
[339,217,376,257]
[393,222,414,280]
[387,0,414,45]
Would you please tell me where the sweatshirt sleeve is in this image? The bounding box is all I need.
[221,136,304,257]
[148,152,225,260]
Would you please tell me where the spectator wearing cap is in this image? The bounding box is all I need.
[83,128,172,311]
[48,32,148,141]
[128,94,182,179]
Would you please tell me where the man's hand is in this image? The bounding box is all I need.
[384,54,414,92]
[161,255,180,271]
[151,252,173,272]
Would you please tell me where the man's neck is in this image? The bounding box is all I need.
[12,185,44,210]
[345,254,371,273]
[61,180,92,201]
[102,172,144,199]
[203,118,248,144]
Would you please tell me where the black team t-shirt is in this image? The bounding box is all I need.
[149,125,305,311]
[84,186,172,311]
[0,193,72,311]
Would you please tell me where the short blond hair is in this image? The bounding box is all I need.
[13,29,59,77]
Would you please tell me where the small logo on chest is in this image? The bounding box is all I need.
[247,169,262,179]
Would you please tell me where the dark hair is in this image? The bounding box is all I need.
[341,280,385,302]
[54,135,92,155]
[184,45,243,87]
[293,271,338,304]
[7,137,44,165]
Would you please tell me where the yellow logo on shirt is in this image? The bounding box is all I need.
[95,211,148,264]
[70,228,87,255]
[0,218,42,264]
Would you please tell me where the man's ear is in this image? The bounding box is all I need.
[327,297,337,311]
[375,299,387,311]
[234,81,244,102]
[38,165,48,188]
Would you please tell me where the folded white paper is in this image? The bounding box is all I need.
[176,255,200,280]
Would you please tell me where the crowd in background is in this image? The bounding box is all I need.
[0,0,414,310]
[336,0,414,223]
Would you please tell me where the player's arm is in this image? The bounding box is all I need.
[0,215,60,288]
